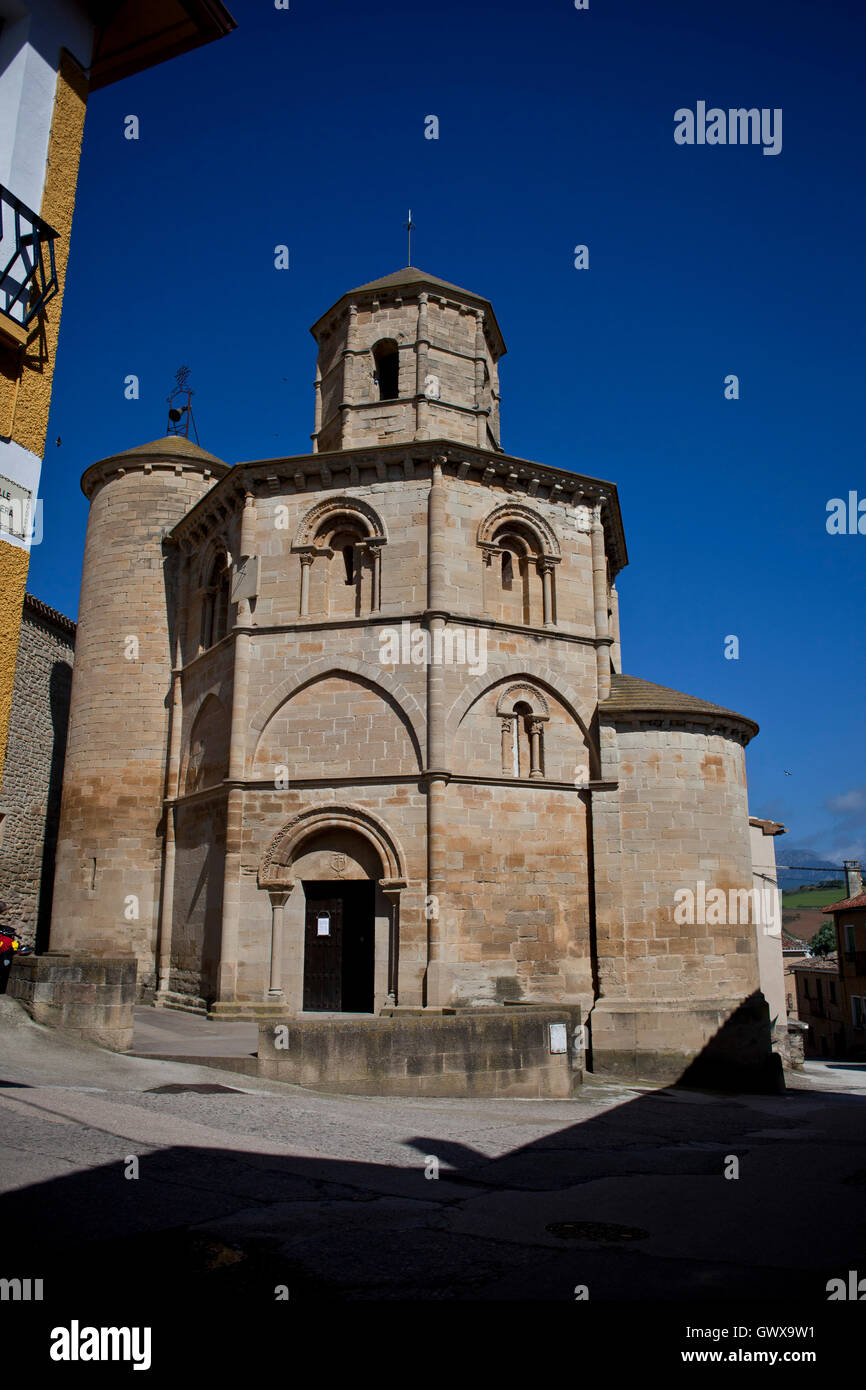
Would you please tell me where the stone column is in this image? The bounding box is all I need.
[540,559,556,627]
[340,303,358,448]
[425,456,451,1007]
[298,550,314,617]
[500,714,515,775]
[610,584,621,673]
[528,716,546,779]
[155,682,182,998]
[480,544,496,613]
[474,311,486,448]
[215,491,257,1009]
[415,292,429,440]
[312,369,322,453]
[155,550,189,1002]
[267,890,288,1000]
[156,808,176,998]
[381,883,401,1004]
[591,503,611,701]
[589,720,628,1003]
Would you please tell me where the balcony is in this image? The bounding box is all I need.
[0,185,59,347]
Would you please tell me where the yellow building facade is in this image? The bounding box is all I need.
[0,0,235,781]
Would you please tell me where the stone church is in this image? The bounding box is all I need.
[47,266,771,1082]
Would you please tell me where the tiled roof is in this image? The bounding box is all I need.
[781,930,808,951]
[91,435,226,468]
[312,267,507,356]
[599,674,759,738]
[749,816,787,835]
[23,593,75,634]
[792,952,840,973]
[348,266,490,302]
[823,890,866,914]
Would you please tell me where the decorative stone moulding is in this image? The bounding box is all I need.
[257,802,408,891]
[495,683,550,717]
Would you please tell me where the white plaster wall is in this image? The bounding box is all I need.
[751,820,787,1027]
[0,0,93,212]
[0,438,41,550]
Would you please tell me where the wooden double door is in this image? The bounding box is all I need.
[302,881,375,1012]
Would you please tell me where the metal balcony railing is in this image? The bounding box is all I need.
[0,184,59,330]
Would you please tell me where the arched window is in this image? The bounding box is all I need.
[512,700,532,777]
[478,503,561,628]
[293,497,387,618]
[372,339,400,400]
[498,686,548,780]
[493,525,535,624]
[201,553,231,650]
[341,544,355,585]
[321,522,366,616]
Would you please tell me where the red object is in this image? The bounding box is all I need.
[0,932,18,954]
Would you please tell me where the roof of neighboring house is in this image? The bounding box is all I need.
[599,674,759,739]
[23,593,76,636]
[781,930,808,951]
[749,816,787,835]
[88,0,237,91]
[823,890,866,915]
[792,953,840,973]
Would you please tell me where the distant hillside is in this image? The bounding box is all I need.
[776,857,846,893]
[782,883,845,945]
[782,885,845,909]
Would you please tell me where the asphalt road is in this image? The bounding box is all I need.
[2,997,865,1307]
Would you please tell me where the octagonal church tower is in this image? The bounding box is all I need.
[51,267,770,1084]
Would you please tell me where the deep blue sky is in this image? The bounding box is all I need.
[30,0,865,871]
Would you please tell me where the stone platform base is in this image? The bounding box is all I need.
[257,1006,583,1097]
[209,1000,290,1021]
[6,952,137,1052]
[589,992,784,1092]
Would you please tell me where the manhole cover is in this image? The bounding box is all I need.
[546,1221,649,1243]
[146,1083,243,1094]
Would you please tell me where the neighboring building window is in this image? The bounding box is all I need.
[829,981,837,1004]
[803,977,810,996]
[853,996,866,1029]
[844,923,856,959]
[372,340,400,400]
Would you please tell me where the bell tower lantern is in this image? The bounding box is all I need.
[310,267,506,453]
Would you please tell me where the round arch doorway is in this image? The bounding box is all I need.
[302,879,375,1013]
[258,805,407,1016]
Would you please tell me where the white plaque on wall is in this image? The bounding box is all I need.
[0,474,35,542]
[548,1022,568,1054]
